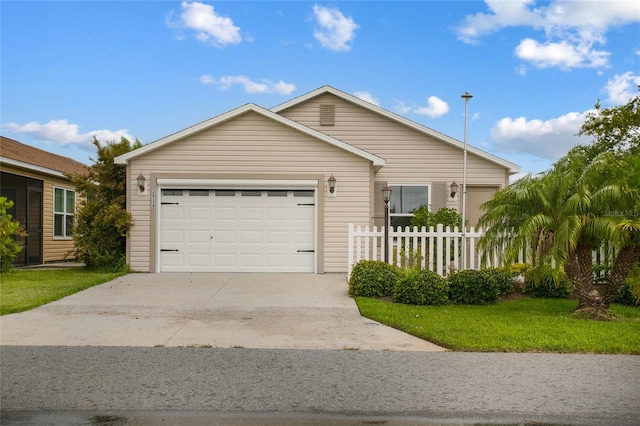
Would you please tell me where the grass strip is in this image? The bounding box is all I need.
[355,297,640,354]
[0,269,126,315]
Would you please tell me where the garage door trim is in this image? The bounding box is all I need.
[155,179,319,273]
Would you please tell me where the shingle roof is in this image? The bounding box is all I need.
[0,136,89,176]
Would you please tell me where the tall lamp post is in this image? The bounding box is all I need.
[461,91,473,270]
[382,182,392,263]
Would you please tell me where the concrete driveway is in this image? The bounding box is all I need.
[0,273,444,351]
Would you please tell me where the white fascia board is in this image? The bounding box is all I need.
[156,179,318,190]
[272,86,521,175]
[1,156,68,179]
[114,102,385,168]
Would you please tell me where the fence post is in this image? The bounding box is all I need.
[348,223,354,278]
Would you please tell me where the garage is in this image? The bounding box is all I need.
[158,181,317,273]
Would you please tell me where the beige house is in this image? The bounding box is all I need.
[0,136,88,266]
[115,86,519,273]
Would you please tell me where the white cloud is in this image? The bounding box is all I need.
[515,38,609,70]
[202,75,296,95]
[392,97,450,118]
[170,1,241,47]
[200,74,215,85]
[312,4,359,52]
[603,72,640,105]
[490,110,591,160]
[3,119,135,150]
[455,0,640,70]
[353,91,380,106]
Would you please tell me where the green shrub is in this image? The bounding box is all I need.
[447,269,503,305]
[349,260,400,297]
[615,266,640,307]
[0,197,27,273]
[393,268,449,306]
[481,268,515,296]
[524,266,572,299]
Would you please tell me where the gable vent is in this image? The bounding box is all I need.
[319,104,335,126]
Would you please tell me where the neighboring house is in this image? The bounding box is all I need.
[0,136,88,266]
[115,86,520,274]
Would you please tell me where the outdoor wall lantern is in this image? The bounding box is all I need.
[450,180,458,198]
[382,182,392,263]
[328,174,337,194]
[137,173,146,193]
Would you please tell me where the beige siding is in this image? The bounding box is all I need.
[1,164,77,262]
[128,111,372,273]
[279,94,509,214]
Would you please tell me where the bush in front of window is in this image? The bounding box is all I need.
[392,268,449,306]
[0,197,27,273]
[349,260,400,297]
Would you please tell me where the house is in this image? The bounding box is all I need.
[114,86,519,274]
[0,136,88,266]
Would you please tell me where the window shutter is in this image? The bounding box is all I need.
[319,104,335,126]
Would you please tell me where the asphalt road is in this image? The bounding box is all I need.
[1,346,639,425]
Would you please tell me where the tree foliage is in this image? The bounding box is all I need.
[479,93,640,319]
[69,137,141,270]
[0,197,27,273]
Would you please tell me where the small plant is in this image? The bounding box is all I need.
[447,268,506,305]
[0,197,27,273]
[524,266,572,299]
[393,268,449,306]
[615,266,640,307]
[349,260,400,297]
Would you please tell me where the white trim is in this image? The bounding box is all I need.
[114,103,385,168]
[272,86,520,174]
[1,156,68,179]
[156,178,318,190]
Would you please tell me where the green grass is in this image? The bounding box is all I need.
[0,269,126,315]
[355,297,640,354]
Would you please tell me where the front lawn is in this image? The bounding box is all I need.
[0,269,126,315]
[355,297,640,354]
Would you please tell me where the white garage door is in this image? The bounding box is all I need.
[159,189,315,272]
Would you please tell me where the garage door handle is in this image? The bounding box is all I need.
[297,203,315,206]
[297,250,315,253]
[161,249,179,252]
[161,202,179,205]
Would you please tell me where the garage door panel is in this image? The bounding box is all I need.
[160,188,315,272]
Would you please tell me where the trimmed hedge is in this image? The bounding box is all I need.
[524,267,572,299]
[349,260,400,297]
[393,268,449,306]
[448,268,512,305]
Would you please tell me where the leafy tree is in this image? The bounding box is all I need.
[69,137,141,270]
[479,93,640,319]
[0,197,27,273]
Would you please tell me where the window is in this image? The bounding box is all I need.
[54,187,75,238]
[388,185,429,229]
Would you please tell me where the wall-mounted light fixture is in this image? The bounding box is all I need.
[137,173,146,193]
[450,180,458,198]
[328,174,337,194]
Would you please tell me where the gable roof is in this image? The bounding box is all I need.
[0,136,89,178]
[272,85,520,174]
[114,103,385,168]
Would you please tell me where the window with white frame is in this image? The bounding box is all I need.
[388,184,430,229]
[54,187,75,238]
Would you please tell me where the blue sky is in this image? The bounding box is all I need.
[2,1,639,179]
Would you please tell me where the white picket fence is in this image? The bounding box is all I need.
[347,223,616,280]
[348,223,496,278]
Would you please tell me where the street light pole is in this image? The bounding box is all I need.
[461,91,473,271]
[382,183,392,264]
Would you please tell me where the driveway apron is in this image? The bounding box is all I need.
[0,273,444,351]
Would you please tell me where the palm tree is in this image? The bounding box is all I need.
[478,149,640,319]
